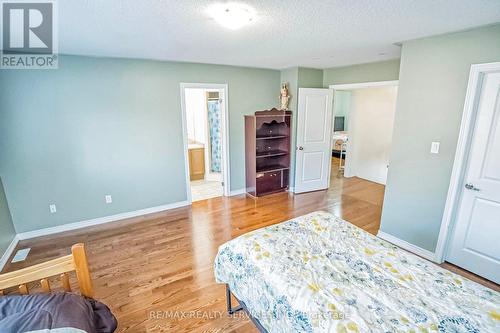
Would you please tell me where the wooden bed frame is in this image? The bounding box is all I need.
[0,243,94,298]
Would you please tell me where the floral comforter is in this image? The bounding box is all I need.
[214,211,500,333]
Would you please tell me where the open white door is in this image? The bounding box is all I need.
[446,72,500,283]
[294,88,333,193]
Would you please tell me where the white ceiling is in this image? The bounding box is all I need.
[59,0,500,69]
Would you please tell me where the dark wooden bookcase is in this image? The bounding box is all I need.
[245,108,292,197]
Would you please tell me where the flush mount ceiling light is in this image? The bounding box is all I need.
[207,3,256,30]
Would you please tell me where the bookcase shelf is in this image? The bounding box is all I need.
[256,135,288,140]
[256,165,290,173]
[245,108,292,197]
[255,150,289,158]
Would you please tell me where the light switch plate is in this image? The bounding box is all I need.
[49,204,57,213]
[431,142,440,154]
[105,195,112,204]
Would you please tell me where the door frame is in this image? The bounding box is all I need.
[329,80,398,182]
[180,83,230,203]
[435,62,500,263]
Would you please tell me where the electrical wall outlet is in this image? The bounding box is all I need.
[105,195,112,204]
[11,248,31,263]
[49,204,57,213]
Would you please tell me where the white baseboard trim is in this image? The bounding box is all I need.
[0,235,20,271]
[17,201,190,241]
[377,231,437,263]
[229,188,246,196]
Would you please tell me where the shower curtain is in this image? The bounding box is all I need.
[207,100,222,173]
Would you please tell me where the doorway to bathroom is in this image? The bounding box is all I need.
[180,83,230,202]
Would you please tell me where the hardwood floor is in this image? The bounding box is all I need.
[2,158,498,332]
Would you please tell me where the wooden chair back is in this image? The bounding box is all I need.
[0,243,94,298]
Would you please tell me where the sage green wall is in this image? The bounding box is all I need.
[380,24,500,252]
[298,67,324,88]
[0,55,280,233]
[281,67,323,187]
[280,67,299,112]
[280,67,299,188]
[0,178,16,256]
[324,59,399,149]
[323,59,400,86]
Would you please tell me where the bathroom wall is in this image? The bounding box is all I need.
[185,88,207,145]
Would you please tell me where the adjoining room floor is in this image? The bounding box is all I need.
[190,179,223,201]
[3,158,498,332]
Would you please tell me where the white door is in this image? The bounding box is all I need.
[447,71,500,283]
[294,88,334,193]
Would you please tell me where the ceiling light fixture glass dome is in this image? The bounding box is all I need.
[207,2,257,30]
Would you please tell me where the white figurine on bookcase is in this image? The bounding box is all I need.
[279,82,290,110]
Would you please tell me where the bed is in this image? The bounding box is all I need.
[214,211,500,333]
[331,131,347,157]
[0,243,117,333]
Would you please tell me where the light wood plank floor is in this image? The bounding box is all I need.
[3,158,498,332]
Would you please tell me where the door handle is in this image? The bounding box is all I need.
[465,183,481,191]
[298,146,304,150]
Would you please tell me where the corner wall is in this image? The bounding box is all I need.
[0,178,16,258]
[280,67,323,187]
[380,24,500,252]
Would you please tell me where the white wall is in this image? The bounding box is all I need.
[185,89,207,144]
[345,86,398,184]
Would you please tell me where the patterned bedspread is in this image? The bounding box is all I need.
[214,211,500,333]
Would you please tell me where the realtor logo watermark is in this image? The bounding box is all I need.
[1,0,58,69]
